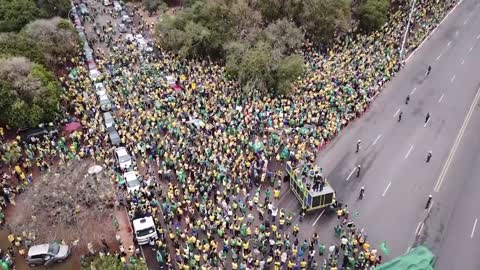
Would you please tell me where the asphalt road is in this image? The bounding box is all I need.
[275,0,480,266]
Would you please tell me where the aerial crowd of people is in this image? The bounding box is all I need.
[0,0,457,269]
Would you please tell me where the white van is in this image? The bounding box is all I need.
[133,216,158,245]
[103,0,111,6]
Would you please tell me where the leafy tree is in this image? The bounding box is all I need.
[300,0,351,44]
[0,0,40,32]
[81,254,147,270]
[143,0,164,16]
[37,0,72,18]
[0,57,62,128]
[357,0,390,33]
[252,0,304,23]
[22,17,80,68]
[263,19,304,54]
[0,33,46,65]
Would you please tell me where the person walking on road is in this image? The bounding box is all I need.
[356,165,361,177]
[426,151,432,162]
[359,187,365,200]
[425,112,430,123]
[398,111,403,122]
[405,95,410,105]
[425,195,432,209]
[356,140,361,153]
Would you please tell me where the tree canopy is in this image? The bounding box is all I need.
[22,17,81,68]
[0,57,62,128]
[357,0,391,33]
[0,0,71,32]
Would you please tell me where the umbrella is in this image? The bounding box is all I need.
[64,122,82,133]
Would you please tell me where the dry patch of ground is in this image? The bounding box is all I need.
[8,160,117,252]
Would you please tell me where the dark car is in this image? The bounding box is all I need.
[18,126,58,143]
[107,127,121,146]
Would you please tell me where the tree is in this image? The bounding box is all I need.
[82,254,148,270]
[301,0,351,44]
[37,0,72,18]
[143,0,165,16]
[263,19,304,54]
[22,17,80,68]
[0,57,62,128]
[357,0,390,33]
[251,0,304,23]
[0,0,40,32]
[0,33,46,65]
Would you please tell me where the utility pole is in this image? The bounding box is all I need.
[399,0,418,60]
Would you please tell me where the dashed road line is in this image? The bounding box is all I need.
[382,182,391,197]
[434,87,480,192]
[405,145,414,159]
[447,41,451,47]
[312,209,326,226]
[477,34,480,40]
[346,167,357,181]
[372,134,382,146]
[438,94,444,103]
[469,46,473,52]
[471,218,478,239]
[424,117,430,127]
[436,53,442,61]
[451,75,456,83]
[410,87,417,95]
[394,108,401,117]
[461,58,465,65]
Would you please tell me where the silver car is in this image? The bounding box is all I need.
[26,243,70,267]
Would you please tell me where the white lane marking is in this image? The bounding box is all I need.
[451,75,456,83]
[434,87,480,192]
[427,200,433,213]
[477,34,480,40]
[436,53,442,61]
[438,94,444,103]
[424,117,430,127]
[447,41,451,47]
[469,46,473,52]
[393,108,401,117]
[405,0,463,63]
[382,182,391,197]
[471,218,478,239]
[372,134,382,146]
[461,59,465,65]
[405,145,414,159]
[312,209,326,226]
[346,167,357,181]
[455,31,459,36]
[410,87,417,95]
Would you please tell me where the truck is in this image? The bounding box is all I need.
[132,216,158,245]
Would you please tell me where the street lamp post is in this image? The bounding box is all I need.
[399,0,418,61]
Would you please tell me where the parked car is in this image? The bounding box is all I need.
[103,112,115,129]
[108,127,121,146]
[118,23,127,33]
[18,126,58,142]
[99,94,112,112]
[26,243,70,267]
[121,14,132,24]
[114,147,132,169]
[124,171,141,193]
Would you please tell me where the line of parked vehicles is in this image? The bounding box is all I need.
[75,0,160,248]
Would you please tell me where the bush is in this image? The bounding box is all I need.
[0,32,46,65]
[0,0,40,32]
[357,0,390,33]
[22,17,81,68]
[0,57,62,128]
